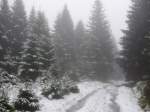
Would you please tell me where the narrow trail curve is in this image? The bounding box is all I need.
[66,88,101,112]
[67,84,121,112]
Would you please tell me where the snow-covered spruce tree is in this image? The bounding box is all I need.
[120,0,150,81]
[0,70,17,99]
[42,80,63,99]
[14,89,39,112]
[0,69,17,112]
[41,65,79,99]
[10,0,27,74]
[19,8,40,81]
[0,0,13,73]
[87,0,115,81]
[60,72,79,94]
[35,11,55,73]
[53,5,78,81]
[41,64,64,99]
[0,97,15,112]
[20,10,55,81]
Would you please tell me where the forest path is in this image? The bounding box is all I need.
[67,84,121,112]
[39,81,143,112]
[66,88,101,112]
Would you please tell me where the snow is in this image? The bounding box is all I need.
[75,86,113,112]
[116,86,144,112]
[7,81,143,112]
[34,81,143,112]
[37,81,104,112]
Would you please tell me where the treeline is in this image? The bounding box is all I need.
[54,3,116,81]
[120,0,150,82]
[0,0,116,82]
[120,0,150,109]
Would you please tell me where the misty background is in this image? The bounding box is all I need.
[22,0,131,45]
[1,0,150,112]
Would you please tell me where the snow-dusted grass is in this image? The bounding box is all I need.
[116,86,144,112]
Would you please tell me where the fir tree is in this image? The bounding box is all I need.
[20,10,56,81]
[54,5,77,80]
[0,69,17,112]
[74,21,87,77]
[75,21,86,60]
[0,0,13,73]
[121,0,150,81]
[10,0,27,74]
[14,89,39,112]
[0,97,15,112]
[87,0,115,80]
[19,8,40,81]
[36,11,55,72]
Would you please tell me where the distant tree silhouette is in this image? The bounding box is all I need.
[87,0,115,80]
[53,5,78,80]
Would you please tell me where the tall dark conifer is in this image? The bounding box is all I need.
[0,0,12,72]
[20,10,55,81]
[121,0,150,81]
[35,11,55,74]
[87,0,115,80]
[10,0,27,74]
[19,8,39,81]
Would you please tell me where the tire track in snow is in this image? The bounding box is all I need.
[108,87,120,112]
[66,88,101,112]
[67,85,121,112]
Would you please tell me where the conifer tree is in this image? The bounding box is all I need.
[19,8,40,81]
[54,5,77,80]
[121,0,150,81]
[0,97,15,112]
[35,11,55,72]
[74,21,87,76]
[10,0,27,74]
[20,10,55,81]
[0,0,12,72]
[0,69,17,112]
[75,21,86,60]
[14,89,39,112]
[87,0,115,80]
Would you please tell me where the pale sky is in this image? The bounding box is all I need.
[21,0,131,44]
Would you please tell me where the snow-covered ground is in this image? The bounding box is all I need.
[36,81,143,112]
[116,86,143,112]
[38,81,106,112]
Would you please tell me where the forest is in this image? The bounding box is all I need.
[0,0,150,112]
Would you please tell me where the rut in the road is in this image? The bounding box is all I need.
[107,86,120,112]
[109,91,120,112]
[67,85,121,112]
[66,88,101,112]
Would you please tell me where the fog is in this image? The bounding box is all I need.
[22,0,131,44]
[1,1,149,111]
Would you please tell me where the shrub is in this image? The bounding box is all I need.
[42,83,63,99]
[14,89,39,112]
[0,97,15,112]
[139,81,150,109]
[69,86,79,93]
